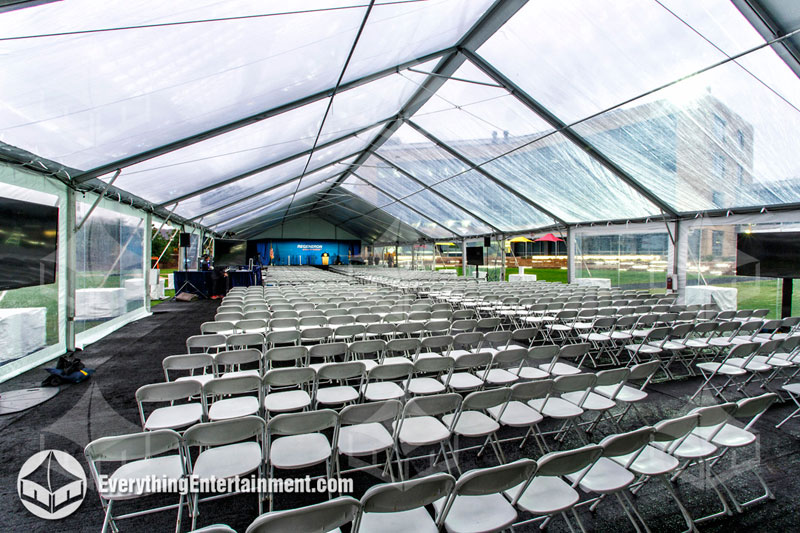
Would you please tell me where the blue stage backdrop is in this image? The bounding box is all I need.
[252,239,361,266]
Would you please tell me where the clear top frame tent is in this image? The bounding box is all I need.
[1,0,800,378]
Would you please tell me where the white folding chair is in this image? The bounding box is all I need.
[246,496,360,533]
[136,380,205,431]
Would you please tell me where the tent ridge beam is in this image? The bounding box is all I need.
[369,152,503,233]
[72,47,454,184]
[405,119,570,227]
[462,49,679,218]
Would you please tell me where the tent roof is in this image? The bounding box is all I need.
[2,0,800,242]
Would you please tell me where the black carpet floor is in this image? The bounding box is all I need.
[1,299,799,532]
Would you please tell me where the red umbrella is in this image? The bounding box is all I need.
[533,233,565,242]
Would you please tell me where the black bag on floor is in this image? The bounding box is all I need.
[41,350,93,386]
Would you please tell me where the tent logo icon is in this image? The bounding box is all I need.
[17,449,87,520]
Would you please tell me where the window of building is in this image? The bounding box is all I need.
[713,114,726,143]
[737,129,745,148]
[712,230,725,256]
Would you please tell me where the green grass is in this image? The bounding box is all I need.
[0,284,59,344]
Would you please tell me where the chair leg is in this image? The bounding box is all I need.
[658,474,698,533]
[100,500,114,533]
[613,492,643,533]
[190,492,198,531]
[620,490,651,533]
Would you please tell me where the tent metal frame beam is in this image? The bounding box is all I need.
[189,151,360,222]
[732,0,800,80]
[312,0,527,213]
[278,0,377,224]
[462,49,679,218]
[369,152,502,233]
[72,48,454,185]
[405,119,570,227]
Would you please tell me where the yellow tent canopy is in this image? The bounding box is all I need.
[435,242,456,246]
[507,236,534,243]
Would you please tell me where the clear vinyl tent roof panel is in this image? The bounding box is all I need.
[357,155,425,197]
[0,0,368,170]
[476,0,732,126]
[173,125,381,218]
[573,46,800,213]
[197,160,355,227]
[482,131,662,223]
[341,176,395,208]
[376,123,471,185]
[102,66,429,206]
[411,61,557,164]
[340,0,494,84]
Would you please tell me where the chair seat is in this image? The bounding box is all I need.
[693,424,756,448]
[338,422,394,456]
[511,366,550,380]
[654,434,717,459]
[417,352,443,360]
[528,397,583,419]
[505,476,579,515]
[540,362,581,376]
[696,362,747,376]
[442,411,500,437]
[624,344,661,354]
[484,368,519,385]
[395,416,450,446]
[782,383,800,395]
[561,391,616,411]
[407,377,446,395]
[487,400,543,427]
[726,358,771,372]
[595,384,647,403]
[433,493,517,533]
[221,369,261,379]
[270,433,331,469]
[208,396,260,421]
[143,403,203,430]
[567,457,635,494]
[104,455,184,500]
[363,382,406,401]
[316,386,359,405]
[580,333,612,342]
[444,373,484,390]
[381,356,413,365]
[264,390,311,413]
[176,374,216,386]
[450,349,477,359]
[751,355,793,367]
[357,507,438,533]
[193,441,262,479]
[612,444,678,476]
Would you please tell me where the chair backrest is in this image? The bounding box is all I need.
[184,415,265,448]
[264,367,316,389]
[454,459,537,497]
[266,330,301,346]
[216,348,262,368]
[413,355,455,375]
[162,353,214,380]
[558,342,590,360]
[136,380,201,403]
[340,399,402,426]
[299,316,327,327]
[553,373,597,394]
[461,387,511,411]
[527,344,560,362]
[85,429,183,463]
[491,347,527,367]
[267,409,338,436]
[452,351,492,371]
[510,379,554,401]
[317,361,366,381]
[652,413,700,444]
[627,360,661,382]
[386,338,421,355]
[511,327,538,345]
[421,335,453,352]
[594,367,630,388]
[367,361,413,382]
[404,392,462,417]
[201,321,236,334]
[734,392,778,428]
[598,426,653,458]
[309,342,348,360]
[246,496,361,533]
[360,472,456,513]
[691,402,737,427]
[187,334,225,351]
[227,333,265,349]
[534,444,604,477]
[204,374,261,397]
